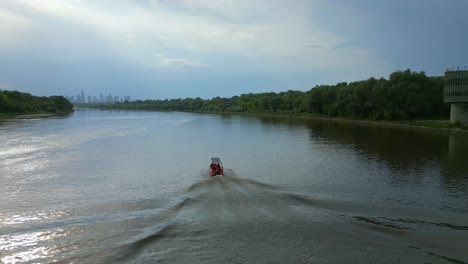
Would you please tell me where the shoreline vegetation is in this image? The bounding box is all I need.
[2,69,466,131]
[0,90,74,120]
[88,69,467,131]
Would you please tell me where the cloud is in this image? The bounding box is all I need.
[0,6,33,49]
[161,58,207,67]
[126,33,144,43]
[146,54,208,68]
[1,0,383,74]
[0,0,398,98]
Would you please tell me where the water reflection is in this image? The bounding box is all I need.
[259,116,467,172]
[253,115,468,187]
[0,230,65,263]
[1,111,468,263]
[444,133,468,176]
[305,121,446,168]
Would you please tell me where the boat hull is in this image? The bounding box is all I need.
[209,166,224,176]
[209,157,224,177]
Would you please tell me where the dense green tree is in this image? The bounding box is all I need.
[96,69,450,120]
[0,90,74,115]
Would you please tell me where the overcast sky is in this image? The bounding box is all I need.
[1,0,467,100]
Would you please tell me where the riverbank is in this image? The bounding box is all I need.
[15,113,55,119]
[135,106,464,132]
[0,113,64,121]
[87,104,468,132]
[305,116,468,132]
[175,109,468,133]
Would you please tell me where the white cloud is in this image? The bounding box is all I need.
[0,0,387,77]
[161,58,207,67]
[126,33,142,41]
[146,54,208,68]
[0,7,33,49]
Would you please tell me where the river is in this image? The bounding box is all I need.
[1,109,467,263]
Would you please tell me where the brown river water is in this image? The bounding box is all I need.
[1,109,467,263]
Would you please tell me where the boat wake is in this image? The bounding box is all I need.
[3,174,467,264]
[89,174,468,264]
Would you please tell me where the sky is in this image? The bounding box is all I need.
[0,0,467,100]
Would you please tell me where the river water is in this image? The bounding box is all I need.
[1,109,467,263]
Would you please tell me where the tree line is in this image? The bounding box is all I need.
[102,69,450,120]
[0,90,74,115]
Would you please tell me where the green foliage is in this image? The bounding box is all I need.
[0,90,74,116]
[96,69,450,120]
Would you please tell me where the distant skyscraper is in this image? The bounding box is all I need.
[106,93,113,103]
[67,90,130,104]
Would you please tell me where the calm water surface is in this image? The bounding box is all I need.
[1,109,467,263]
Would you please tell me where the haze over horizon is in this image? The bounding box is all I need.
[1,0,467,100]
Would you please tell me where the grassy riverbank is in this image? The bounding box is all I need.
[87,103,468,132]
[231,112,468,132]
[0,113,60,120]
[14,113,56,119]
[310,116,468,131]
[248,110,468,131]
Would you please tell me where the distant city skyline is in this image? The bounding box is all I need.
[1,0,468,100]
[65,90,131,104]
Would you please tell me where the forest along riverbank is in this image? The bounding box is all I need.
[82,69,467,131]
[0,90,74,120]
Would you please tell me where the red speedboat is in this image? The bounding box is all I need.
[209,157,224,176]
